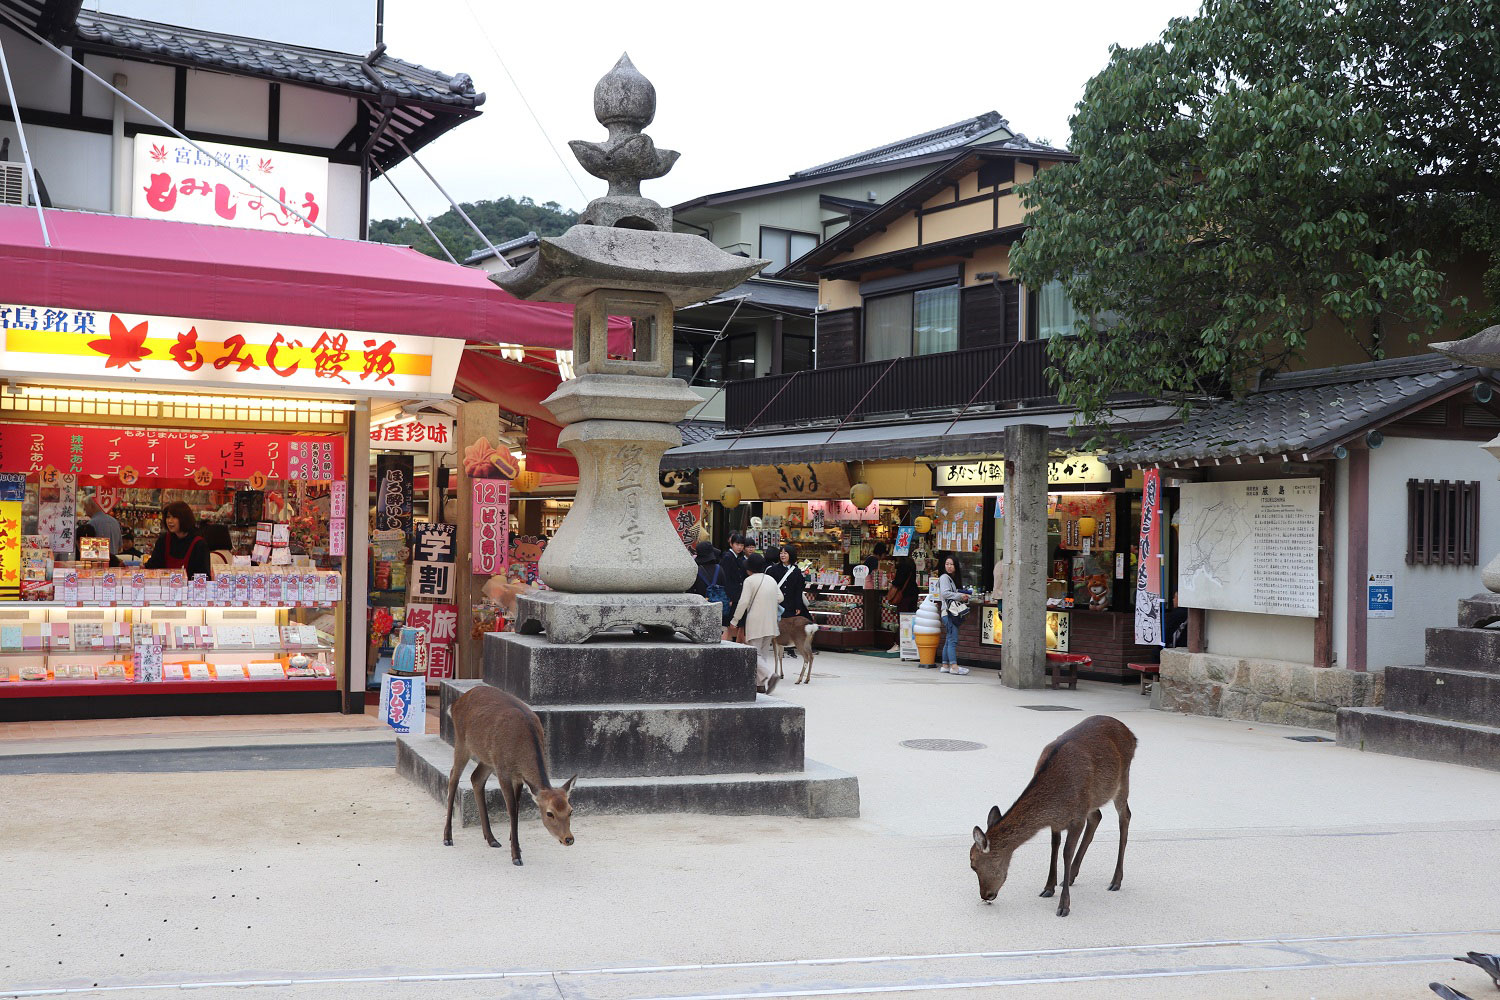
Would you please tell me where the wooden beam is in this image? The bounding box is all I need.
[1314,461,1336,668]
[1345,446,1369,671]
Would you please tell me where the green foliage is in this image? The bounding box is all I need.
[1009,0,1500,428]
[368,196,577,262]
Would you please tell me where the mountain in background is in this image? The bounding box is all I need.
[367,196,577,262]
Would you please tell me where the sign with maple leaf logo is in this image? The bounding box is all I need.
[88,315,152,371]
[131,134,329,236]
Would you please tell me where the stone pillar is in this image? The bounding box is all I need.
[1001,423,1048,689]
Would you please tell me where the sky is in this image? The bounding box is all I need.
[368,0,1203,224]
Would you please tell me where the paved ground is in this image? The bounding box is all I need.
[4,651,1499,1000]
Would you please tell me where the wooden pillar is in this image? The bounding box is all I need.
[344,401,372,712]
[1313,460,1336,668]
[771,314,784,374]
[1187,608,1206,654]
[1344,447,1369,671]
[455,401,500,680]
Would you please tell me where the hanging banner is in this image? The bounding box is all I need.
[375,454,414,544]
[749,463,852,500]
[411,522,457,602]
[471,480,510,575]
[328,481,347,557]
[670,503,701,552]
[1134,468,1164,645]
[38,471,77,556]
[0,424,344,483]
[0,499,21,600]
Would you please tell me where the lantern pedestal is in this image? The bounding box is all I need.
[513,591,721,645]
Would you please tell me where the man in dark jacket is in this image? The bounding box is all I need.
[718,533,748,634]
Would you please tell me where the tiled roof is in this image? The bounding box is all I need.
[676,420,721,446]
[791,111,1012,178]
[72,11,482,108]
[1107,355,1482,466]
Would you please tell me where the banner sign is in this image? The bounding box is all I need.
[750,462,852,500]
[1134,468,1164,645]
[936,454,1112,489]
[411,522,457,602]
[0,499,20,599]
[328,481,347,558]
[0,305,455,397]
[670,503,700,552]
[370,415,455,452]
[404,603,458,680]
[378,673,426,735]
[0,424,344,483]
[375,454,414,544]
[132,134,328,235]
[471,479,510,575]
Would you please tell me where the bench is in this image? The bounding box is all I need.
[1126,661,1161,696]
[1045,651,1090,690]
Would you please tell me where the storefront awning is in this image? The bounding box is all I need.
[662,404,1181,470]
[0,207,590,349]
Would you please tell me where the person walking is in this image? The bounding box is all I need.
[729,553,783,694]
[144,501,211,579]
[688,540,732,622]
[718,532,748,640]
[933,554,971,675]
[766,545,808,618]
[83,497,123,560]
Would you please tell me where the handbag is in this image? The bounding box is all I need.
[946,599,971,619]
[770,566,790,620]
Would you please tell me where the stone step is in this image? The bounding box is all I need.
[484,632,756,705]
[1457,594,1500,629]
[1384,665,1500,727]
[1336,707,1500,772]
[1425,627,1500,672]
[397,733,859,820]
[439,680,805,778]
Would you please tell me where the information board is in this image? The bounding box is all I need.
[1178,478,1320,617]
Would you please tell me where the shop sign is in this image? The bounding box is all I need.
[0,424,344,483]
[471,480,510,576]
[660,468,698,497]
[809,498,878,522]
[750,462,852,500]
[378,674,426,735]
[981,607,1070,652]
[1135,469,1164,644]
[936,454,1111,489]
[0,305,457,397]
[328,482,347,557]
[375,454,414,544]
[370,416,455,451]
[411,523,457,602]
[404,603,458,679]
[132,134,328,235]
[671,503,700,552]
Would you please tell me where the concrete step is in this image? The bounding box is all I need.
[1384,665,1500,727]
[1336,707,1500,771]
[1425,627,1500,672]
[484,632,757,705]
[397,733,859,820]
[439,679,806,777]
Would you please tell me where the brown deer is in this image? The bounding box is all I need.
[443,685,576,866]
[773,617,821,685]
[970,714,1135,917]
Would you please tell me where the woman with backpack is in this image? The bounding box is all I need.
[933,554,971,675]
[689,540,732,623]
[729,553,783,694]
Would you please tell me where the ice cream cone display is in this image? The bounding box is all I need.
[913,595,943,665]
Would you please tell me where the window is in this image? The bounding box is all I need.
[863,285,960,361]
[782,334,814,374]
[1034,279,1083,339]
[1407,479,1481,566]
[760,227,818,274]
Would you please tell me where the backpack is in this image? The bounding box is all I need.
[699,564,730,615]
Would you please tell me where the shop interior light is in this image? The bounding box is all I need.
[14,386,357,411]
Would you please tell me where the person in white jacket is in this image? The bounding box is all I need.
[730,553,783,694]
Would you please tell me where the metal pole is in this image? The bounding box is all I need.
[0,31,50,246]
[370,159,458,264]
[389,132,508,269]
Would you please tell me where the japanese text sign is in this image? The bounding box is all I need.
[413,523,457,564]
[936,454,1111,489]
[0,423,342,483]
[375,455,414,543]
[471,479,509,576]
[132,134,329,236]
[378,674,426,735]
[370,416,455,452]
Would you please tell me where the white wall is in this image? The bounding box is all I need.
[326,161,362,240]
[1205,611,1316,663]
[0,24,73,113]
[92,0,376,54]
[0,120,112,212]
[1364,435,1500,668]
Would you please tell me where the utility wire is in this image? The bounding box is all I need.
[370,159,457,264]
[459,0,590,204]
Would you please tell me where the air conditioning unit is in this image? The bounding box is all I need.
[0,161,29,207]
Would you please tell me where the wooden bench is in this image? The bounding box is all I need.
[1045,652,1090,690]
[1126,661,1161,696]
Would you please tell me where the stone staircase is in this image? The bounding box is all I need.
[1338,596,1500,771]
[397,632,859,823]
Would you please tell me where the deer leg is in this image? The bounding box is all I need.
[1069,809,1103,885]
[508,781,524,866]
[1109,793,1131,891]
[799,639,813,684]
[470,763,499,849]
[775,639,785,680]
[1039,829,1061,897]
[1056,821,1084,917]
[442,745,467,846]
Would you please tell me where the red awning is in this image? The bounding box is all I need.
[0,207,601,349]
[455,350,579,477]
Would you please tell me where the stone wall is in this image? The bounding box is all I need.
[1156,650,1384,731]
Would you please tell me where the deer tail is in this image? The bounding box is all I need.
[804,623,820,636]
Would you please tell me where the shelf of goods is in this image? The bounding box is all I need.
[804,587,896,650]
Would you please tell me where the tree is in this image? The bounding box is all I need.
[1009,0,1500,428]
[368,196,577,263]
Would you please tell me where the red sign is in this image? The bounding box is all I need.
[0,424,344,484]
[471,480,509,576]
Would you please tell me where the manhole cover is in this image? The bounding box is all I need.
[900,739,987,752]
[1019,705,1082,712]
[1285,735,1335,743]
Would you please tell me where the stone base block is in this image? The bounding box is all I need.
[1426,626,1500,670]
[1337,707,1500,772]
[1457,594,1500,629]
[1156,651,1382,732]
[398,734,859,819]
[484,632,755,704]
[514,590,721,644]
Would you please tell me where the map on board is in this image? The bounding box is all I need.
[1177,478,1319,617]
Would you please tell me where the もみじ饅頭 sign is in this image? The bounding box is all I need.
[132,135,328,236]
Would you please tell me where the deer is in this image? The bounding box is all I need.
[442,685,576,866]
[773,617,821,685]
[970,714,1136,917]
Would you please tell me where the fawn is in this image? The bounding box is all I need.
[443,685,576,866]
[970,715,1136,917]
[773,616,821,685]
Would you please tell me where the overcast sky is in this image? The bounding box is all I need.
[369,0,1202,224]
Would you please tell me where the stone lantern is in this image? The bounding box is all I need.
[1431,325,1500,621]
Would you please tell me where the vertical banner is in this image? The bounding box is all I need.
[0,499,21,600]
[39,470,77,556]
[670,503,701,552]
[375,454,414,544]
[378,673,426,735]
[471,480,510,575]
[411,522,457,602]
[1134,468,1164,645]
[329,481,347,557]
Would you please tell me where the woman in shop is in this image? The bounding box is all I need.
[144,500,212,579]
[200,522,236,576]
[887,555,919,614]
[933,554,971,675]
[728,553,783,695]
[766,544,808,619]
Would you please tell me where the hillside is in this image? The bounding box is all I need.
[368,196,576,262]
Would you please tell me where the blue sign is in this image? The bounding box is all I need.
[1367,574,1395,618]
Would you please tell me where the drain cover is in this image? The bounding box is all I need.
[1019,705,1082,712]
[900,738,987,752]
[1285,735,1335,743]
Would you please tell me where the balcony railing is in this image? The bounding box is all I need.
[722,339,1061,431]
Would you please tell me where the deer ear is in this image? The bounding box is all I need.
[561,774,577,794]
[972,826,990,853]
[987,805,1003,828]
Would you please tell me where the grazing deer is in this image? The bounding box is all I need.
[773,617,821,685]
[443,685,576,866]
[970,715,1136,917]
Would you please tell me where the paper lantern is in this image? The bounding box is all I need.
[720,484,742,508]
[850,482,874,509]
[913,515,933,534]
[1078,516,1097,538]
